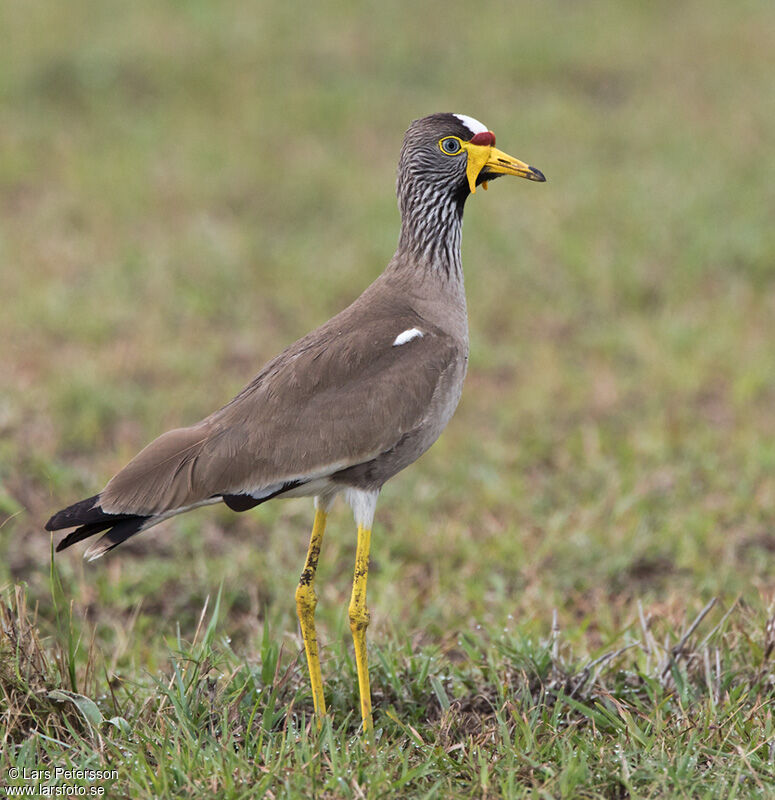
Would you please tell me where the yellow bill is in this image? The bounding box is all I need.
[461,142,546,194]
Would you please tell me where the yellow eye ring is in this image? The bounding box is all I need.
[439,136,463,155]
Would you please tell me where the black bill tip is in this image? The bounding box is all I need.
[528,166,546,182]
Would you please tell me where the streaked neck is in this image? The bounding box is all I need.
[396,183,466,283]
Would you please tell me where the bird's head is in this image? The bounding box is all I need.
[397,113,546,204]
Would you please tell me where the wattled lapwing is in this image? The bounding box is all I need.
[46,113,545,732]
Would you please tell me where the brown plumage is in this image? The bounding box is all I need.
[101,293,462,514]
[47,113,545,559]
[46,112,545,730]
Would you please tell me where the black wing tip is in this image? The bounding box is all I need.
[47,493,152,555]
[55,522,104,552]
[46,512,66,531]
[46,494,103,531]
[83,517,149,560]
[55,516,150,554]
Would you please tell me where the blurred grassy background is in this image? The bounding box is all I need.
[1,0,774,788]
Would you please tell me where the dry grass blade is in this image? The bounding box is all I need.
[764,608,775,662]
[660,597,717,681]
[0,585,100,745]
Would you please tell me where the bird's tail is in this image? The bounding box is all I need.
[47,423,219,559]
[45,494,154,560]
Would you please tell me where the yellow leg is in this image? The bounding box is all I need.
[295,508,328,723]
[349,524,373,732]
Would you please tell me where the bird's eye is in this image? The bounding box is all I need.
[439,137,462,155]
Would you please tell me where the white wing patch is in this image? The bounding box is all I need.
[453,114,488,135]
[393,328,424,346]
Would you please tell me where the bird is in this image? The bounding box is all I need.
[45,113,545,733]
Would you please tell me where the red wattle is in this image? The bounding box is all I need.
[470,131,496,146]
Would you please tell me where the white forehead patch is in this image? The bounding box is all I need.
[393,328,424,347]
[453,114,488,135]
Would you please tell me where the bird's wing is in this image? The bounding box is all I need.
[100,310,462,515]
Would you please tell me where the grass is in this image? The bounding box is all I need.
[3,578,774,798]
[2,0,775,796]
